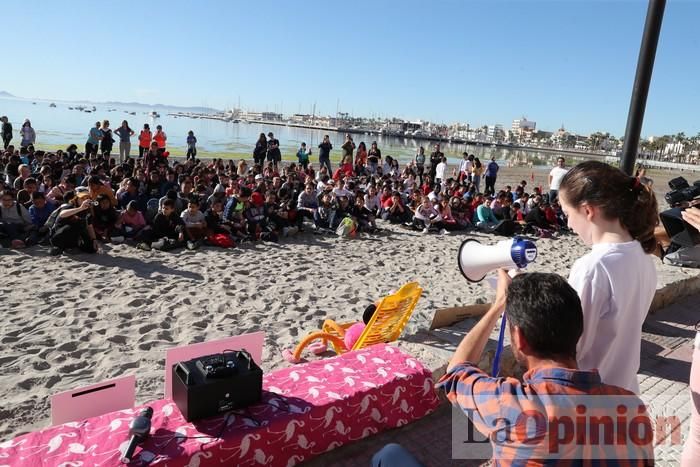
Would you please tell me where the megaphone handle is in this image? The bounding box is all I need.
[491,313,507,377]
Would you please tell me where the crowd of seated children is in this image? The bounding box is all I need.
[0,138,568,252]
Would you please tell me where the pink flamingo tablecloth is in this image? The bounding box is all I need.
[0,343,440,466]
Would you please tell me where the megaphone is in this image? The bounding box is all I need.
[458,237,538,282]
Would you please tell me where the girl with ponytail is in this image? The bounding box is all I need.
[558,161,659,394]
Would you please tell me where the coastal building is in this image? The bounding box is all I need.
[512,117,536,143]
[664,142,685,157]
[262,112,283,122]
[487,124,505,142]
[512,117,536,133]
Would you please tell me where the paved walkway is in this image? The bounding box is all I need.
[304,294,698,466]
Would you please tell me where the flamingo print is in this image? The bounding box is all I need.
[370,408,387,423]
[219,433,261,460]
[161,403,175,417]
[37,432,77,454]
[185,451,213,467]
[268,397,310,414]
[372,357,387,364]
[267,419,305,443]
[66,443,95,454]
[282,434,316,451]
[357,394,378,414]
[356,354,367,364]
[307,386,321,398]
[83,417,131,436]
[286,454,305,467]
[340,367,356,374]
[333,420,351,436]
[344,376,356,387]
[0,438,25,449]
[252,448,273,465]
[405,358,418,369]
[310,406,342,429]
[324,363,335,372]
[326,391,343,400]
[349,426,379,441]
[399,399,414,414]
[390,386,405,404]
[377,367,388,378]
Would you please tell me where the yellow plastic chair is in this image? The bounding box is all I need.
[286,282,422,362]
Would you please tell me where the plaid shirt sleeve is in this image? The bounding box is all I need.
[437,362,524,438]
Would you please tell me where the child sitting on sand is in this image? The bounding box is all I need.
[180,197,207,250]
[28,192,55,243]
[352,195,376,233]
[92,194,123,243]
[141,198,184,251]
[120,200,148,240]
[413,197,446,234]
[314,191,334,230]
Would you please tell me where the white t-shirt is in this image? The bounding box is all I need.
[459,160,472,174]
[549,166,569,190]
[436,162,447,180]
[568,241,657,394]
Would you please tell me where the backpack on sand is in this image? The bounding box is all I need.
[335,216,357,238]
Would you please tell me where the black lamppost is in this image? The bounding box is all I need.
[620,0,666,176]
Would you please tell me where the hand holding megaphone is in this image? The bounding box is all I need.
[457,237,537,283]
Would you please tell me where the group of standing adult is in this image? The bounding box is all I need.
[253,132,282,169]
[1,116,36,149]
[85,120,168,163]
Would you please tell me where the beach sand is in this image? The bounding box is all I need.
[0,165,678,440]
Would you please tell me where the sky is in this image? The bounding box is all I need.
[2,0,699,137]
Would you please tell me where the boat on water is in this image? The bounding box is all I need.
[32,102,36,105]
[49,103,56,108]
[149,111,160,118]
[91,106,96,112]
[412,129,431,138]
[129,111,136,115]
[68,107,73,110]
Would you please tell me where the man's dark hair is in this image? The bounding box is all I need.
[506,273,583,360]
[88,175,102,186]
[162,198,175,208]
[31,191,45,200]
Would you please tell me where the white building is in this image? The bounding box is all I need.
[487,124,505,142]
[512,117,536,133]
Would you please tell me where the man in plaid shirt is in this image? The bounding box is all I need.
[372,272,654,466]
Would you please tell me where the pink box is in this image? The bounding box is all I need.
[51,375,136,425]
[164,331,265,399]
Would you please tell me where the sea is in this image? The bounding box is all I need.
[0,97,582,170]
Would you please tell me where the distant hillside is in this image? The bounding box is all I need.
[0,92,220,113]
